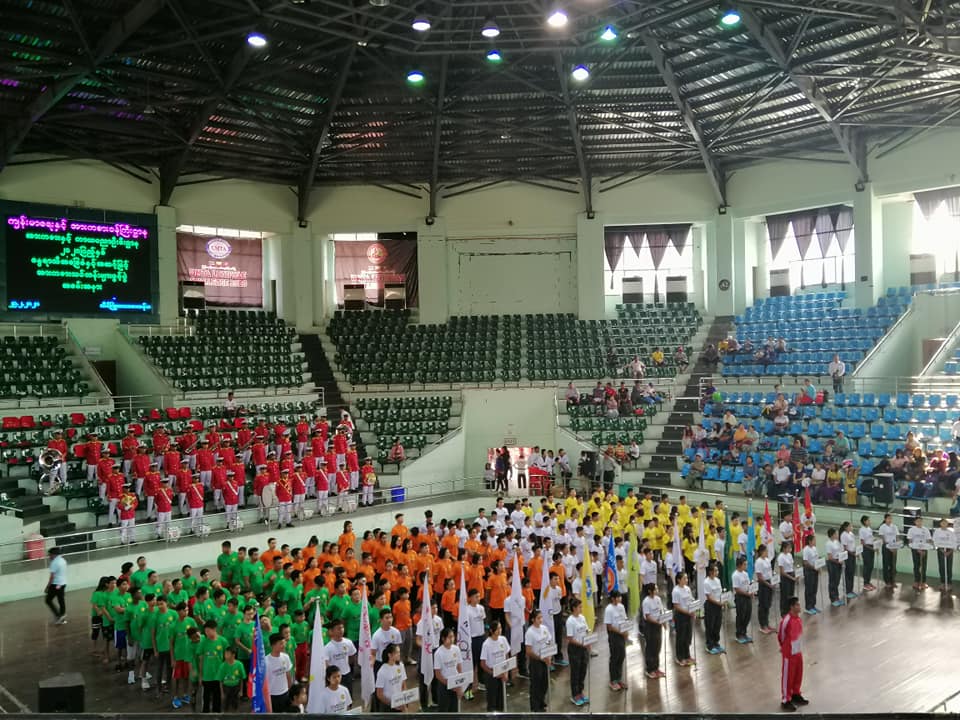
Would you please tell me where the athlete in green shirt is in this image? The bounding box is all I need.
[197,621,228,712]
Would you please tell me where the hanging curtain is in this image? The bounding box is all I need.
[943,191,960,218]
[790,210,819,290]
[814,209,836,287]
[627,231,645,258]
[914,188,955,220]
[646,227,671,304]
[765,213,791,261]
[667,224,692,255]
[831,205,854,290]
[604,231,627,289]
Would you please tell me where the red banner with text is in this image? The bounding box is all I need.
[177,233,263,307]
[334,236,418,307]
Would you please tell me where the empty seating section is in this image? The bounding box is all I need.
[724,291,911,377]
[941,347,960,375]
[138,309,304,391]
[329,304,700,385]
[354,395,453,458]
[0,335,86,398]
[567,403,650,446]
[330,311,514,384]
[528,303,699,381]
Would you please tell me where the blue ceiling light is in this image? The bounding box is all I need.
[406,69,425,84]
[719,2,741,26]
[600,24,618,42]
[246,32,268,48]
[571,64,590,81]
[486,49,503,63]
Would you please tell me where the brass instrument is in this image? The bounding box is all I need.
[38,449,64,496]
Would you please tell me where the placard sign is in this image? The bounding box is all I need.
[1,200,158,318]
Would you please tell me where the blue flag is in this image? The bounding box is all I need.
[746,503,756,580]
[250,611,272,713]
[605,533,619,593]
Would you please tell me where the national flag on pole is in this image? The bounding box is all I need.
[358,586,375,709]
[804,485,813,518]
[605,533,619,593]
[746,503,756,579]
[507,554,525,655]
[696,518,707,603]
[250,611,272,713]
[582,547,597,631]
[723,509,735,590]
[764,499,773,539]
[793,495,803,554]
[305,595,327,713]
[539,545,552,609]
[457,565,473,675]
[671,519,683,581]
[625,529,639,620]
[419,573,438,682]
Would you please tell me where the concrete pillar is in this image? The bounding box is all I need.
[692,225,706,311]
[577,213,605,320]
[732,218,748,314]
[853,184,885,308]
[754,219,770,301]
[708,214,736,316]
[882,199,915,291]
[155,205,178,325]
[417,218,449,324]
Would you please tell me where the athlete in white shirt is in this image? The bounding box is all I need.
[801,534,821,614]
[839,521,859,600]
[932,518,956,591]
[641,585,666,677]
[858,516,877,591]
[877,513,900,587]
[433,628,464,712]
[755,544,775,633]
[777,541,797,615]
[671,572,695,665]
[603,591,629,690]
[906,516,932,590]
[732,558,754,643]
[703,563,725,653]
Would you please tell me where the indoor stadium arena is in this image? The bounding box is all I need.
[0,0,959,716]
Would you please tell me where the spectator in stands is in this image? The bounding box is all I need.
[716,424,734,454]
[494,447,511,493]
[742,339,754,354]
[592,382,605,404]
[755,345,776,368]
[388,437,405,465]
[904,431,920,454]
[674,346,689,372]
[722,408,738,428]
[797,378,817,406]
[821,462,843,503]
[631,356,646,379]
[651,347,665,368]
[224,391,239,418]
[642,383,660,405]
[601,449,618,491]
[565,382,580,408]
[833,430,850,458]
[630,381,645,408]
[886,449,909,479]
[691,424,707,449]
[776,337,788,354]
[681,426,694,452]
[772,458,793,497]
[746,424,760,448]
[617,381,630,404]
[732,423,749,451]
[827,354,846,395]
[789,438,809,470]
[725,336,740,354]
[808,461,826,501]
[773,410,789,435]
[628,440,641,468]
[742,455,758,496]
[687,454,705,489]
[702,344,720,369]
[605,393,620,419]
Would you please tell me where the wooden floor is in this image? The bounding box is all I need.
[1,573,957,714]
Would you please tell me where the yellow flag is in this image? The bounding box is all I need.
[581,550,596,631]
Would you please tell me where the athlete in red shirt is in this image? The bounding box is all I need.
[84,433,102,486]
[187,475,205,535]
[778,596,807,711]
[154,478,174,538]
[121,429,139,476]
[143,463,161,519]
[131,445,150,498]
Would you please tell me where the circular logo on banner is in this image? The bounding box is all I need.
[366,242,388,265]
[206,237,232,260]
[718,278,731,291]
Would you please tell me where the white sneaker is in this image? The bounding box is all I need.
[146,672,153,680]
[127,670,135,685]
[141,679,150,691]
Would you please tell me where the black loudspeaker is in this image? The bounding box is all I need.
[873,473,894,505]
[902,505,922,535]
[38,673,85,713]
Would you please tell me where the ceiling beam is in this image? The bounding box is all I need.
[297,45,357,221]
[1,0,166,170]
[740,7,869,184]
[159,42,252,205]
[642,32,728,208]
[428,56,449,222]
[553,52,593,216]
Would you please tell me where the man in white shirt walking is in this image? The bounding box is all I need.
[45,546,67,624]
[827,354,845,394]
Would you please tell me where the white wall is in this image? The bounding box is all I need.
[398,427,465,487]
[461,388,558,475]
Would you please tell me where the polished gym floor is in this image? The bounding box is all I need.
[1,572,957,714]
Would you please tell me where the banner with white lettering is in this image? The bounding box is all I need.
[177,233,263,307]
[334,234,418,307]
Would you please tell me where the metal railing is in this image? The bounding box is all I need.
[700,373,960,398]
[921,316,960,376]
[123,322,194,337]
[0,475,485,572]
[930,688,960,713]
[851,303,915,378]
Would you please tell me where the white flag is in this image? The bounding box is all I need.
[506,553,525,656]
[539,547,554,640]
[418,573,438,682]
[671,520,683,580]
[305,599,327,713]
[358,586,375,709]
[697,518,707,604]
[456,564,473,675]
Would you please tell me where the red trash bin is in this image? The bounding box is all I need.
[24,532,45,560]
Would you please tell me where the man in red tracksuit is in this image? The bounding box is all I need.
[778,596,808,712]
[143,462,161,519]
[211,457,228,511]
[195,440,215,489]
[121,428,139,478]
[176,460,192,516]
[106,468,124,526]
[131,445,150,499]
[85,432,102,487]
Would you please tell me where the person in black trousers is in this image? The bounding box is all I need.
[524,610,551,711]
[755,544,774,633]
[565,599,590,704]
[641,583,665,678]
[732,557,754,643]
[703,562,725,654]
[777,542,797,617]
[671,572,694,666]
[604,591,629,690]
[801,534,820,613]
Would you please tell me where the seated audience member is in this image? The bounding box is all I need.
[775,337,788,354]
[904,431,920,454]
[681,426,694,451]
[388,437,406,464]
[844,461,859,506]
[789,438,808,468]
[820,462,843,503]
[725,336,740,354]
[691,424,707,448]
[732,423,749,451]
[613,442,627,464]
[687,454,706,489]
[797,378,817,405]
[773,410,789,435]
[650,348,665,367]
[702,344,720,369]
[565,382,580,408]
[771,458,793,496]
[605,394,620,418]
[833,430,850,458]
[808,461,826,500]
[722,409,738,428]
[745,424,760,448]
[775,443,791,464]
[742,455,758,496]
[631,356,646,379]
[592,382,605,404]
[642,383,660,405]
[630,381,645,408]
[674,346,689,372]
[628,440,641,467]
[717,337,729,355]
[741,339,754,354]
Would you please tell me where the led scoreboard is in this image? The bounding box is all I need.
[0,201,158,319]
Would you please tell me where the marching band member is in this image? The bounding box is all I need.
[119,482,138,545]
[106,462,124,526]
[187,472,205,535]
[195,439,214,489]
[276,468,294,528]
[335,463,351,512]
[155,477,174,538]
[253,464,270,521]
[291,464,306,520]
[175,459,192,516]
[361,458,377,507]
[84,431,102,486]
[223,470,240,529]
[121,428,138,478]
[346,443,360,491]
[143,461,161,520]
[295,415,310,460]
[45,429,68,486]
[211,457,227,511]
[131,445,150,499]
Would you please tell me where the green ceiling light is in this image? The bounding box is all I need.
[406,69,425,84]
[600,24,618,42]
[486,48,503,63]
[719,2,741,26]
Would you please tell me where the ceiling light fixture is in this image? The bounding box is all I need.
[600,24,617,41]
[246,32,268,48]
[719,2,741,26]
[368,0,390,6]
[547,8,568,28]
[486,49,503,63]
[406,69,425,84]
[481,18,501,38]
[571,64,590,81]
[411,16,431,32]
